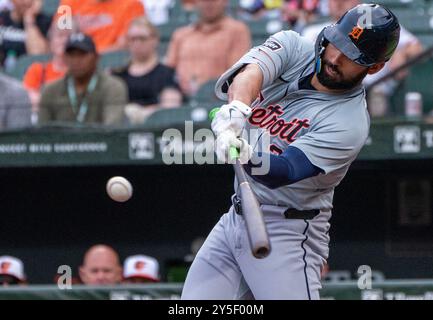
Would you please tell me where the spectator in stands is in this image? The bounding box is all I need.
[0,256,27,286]
[111,17,182,124]
[140,0,173,26]
[39,33,127,125]
[301,0,424,117]
[56,0,145,53]
[79,244,122,285]
[0,0,51,67]
[302,0,361,42]
[182,0,196,11]
[23,19,78,124]
[281,0,320,33]
[0,0,12,12]
[238,0,267,20]
[122,255,160,283]
[165,0,251,97]
[238,0,285,21]
[0,73,31,129]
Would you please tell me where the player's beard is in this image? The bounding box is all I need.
[317,59,369,90]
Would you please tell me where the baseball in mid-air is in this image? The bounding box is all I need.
[106,176,133,202]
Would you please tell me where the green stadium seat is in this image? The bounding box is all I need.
[7,54,52,80]
[42,0,60,16]
[143,105,213,128]
[169,0,197,25]
[247,20,274,39]
[157,23,178,43]
[375,0,423,9]
[10,47,171,81]
[192,80,219,104]
[158,40,170,57]
[157,22,190,43]
[99,50,130,70]
[416,33,433,46]
[392,8,433,33]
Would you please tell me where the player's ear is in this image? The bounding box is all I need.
[367,62,385,75]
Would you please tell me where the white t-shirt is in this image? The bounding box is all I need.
[140,0,174,26]
[0,0,12,11]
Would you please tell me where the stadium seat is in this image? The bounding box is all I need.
[416,33,433,47]
[375,0,424,9]
[42,0,60,16]
[392,8,433,33]
[7,54,52,80]
[143,105,213,128]
[247,20,275,39]
[10,50,132,81]
[99,50,130,70]
[157,23,180,43]
[192,80,220,104]
[169,0,197,25]
[158,41,170,58]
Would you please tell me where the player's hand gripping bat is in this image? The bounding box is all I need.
[210,108,271,259]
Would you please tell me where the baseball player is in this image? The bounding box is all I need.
[182,4,400,300]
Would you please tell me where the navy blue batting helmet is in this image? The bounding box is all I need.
[315,3,400,71]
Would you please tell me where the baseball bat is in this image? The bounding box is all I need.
[210,108,271,259]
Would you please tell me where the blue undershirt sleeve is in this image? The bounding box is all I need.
[243,146,323,189]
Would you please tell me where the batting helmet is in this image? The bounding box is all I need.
[315,3,400,71]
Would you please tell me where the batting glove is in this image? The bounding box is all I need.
[215,130,253,164]
[211,100,252,137]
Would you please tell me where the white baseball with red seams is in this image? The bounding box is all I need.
[106,176,133,202]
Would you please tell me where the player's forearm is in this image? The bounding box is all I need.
[228,64,263,105]
[243,147,322,189]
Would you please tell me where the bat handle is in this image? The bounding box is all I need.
[209,109,270,259]
[229,146,240,161]
[209,107,220,121]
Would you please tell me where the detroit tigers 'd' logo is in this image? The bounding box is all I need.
[349,26,364,41]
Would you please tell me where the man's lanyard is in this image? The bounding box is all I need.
[67,74,98,123]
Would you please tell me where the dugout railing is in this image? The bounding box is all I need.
[1,280,433,300]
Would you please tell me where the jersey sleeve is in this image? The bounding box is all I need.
[290,107,370,175]
[215,30,305,101]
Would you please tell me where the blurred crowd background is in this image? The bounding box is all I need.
[0,0,433,287]
[0,0,431,132]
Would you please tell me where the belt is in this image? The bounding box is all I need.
[232,195,320,220]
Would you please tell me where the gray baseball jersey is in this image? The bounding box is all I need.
[181,30,370,300]
[216,30,370,211]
